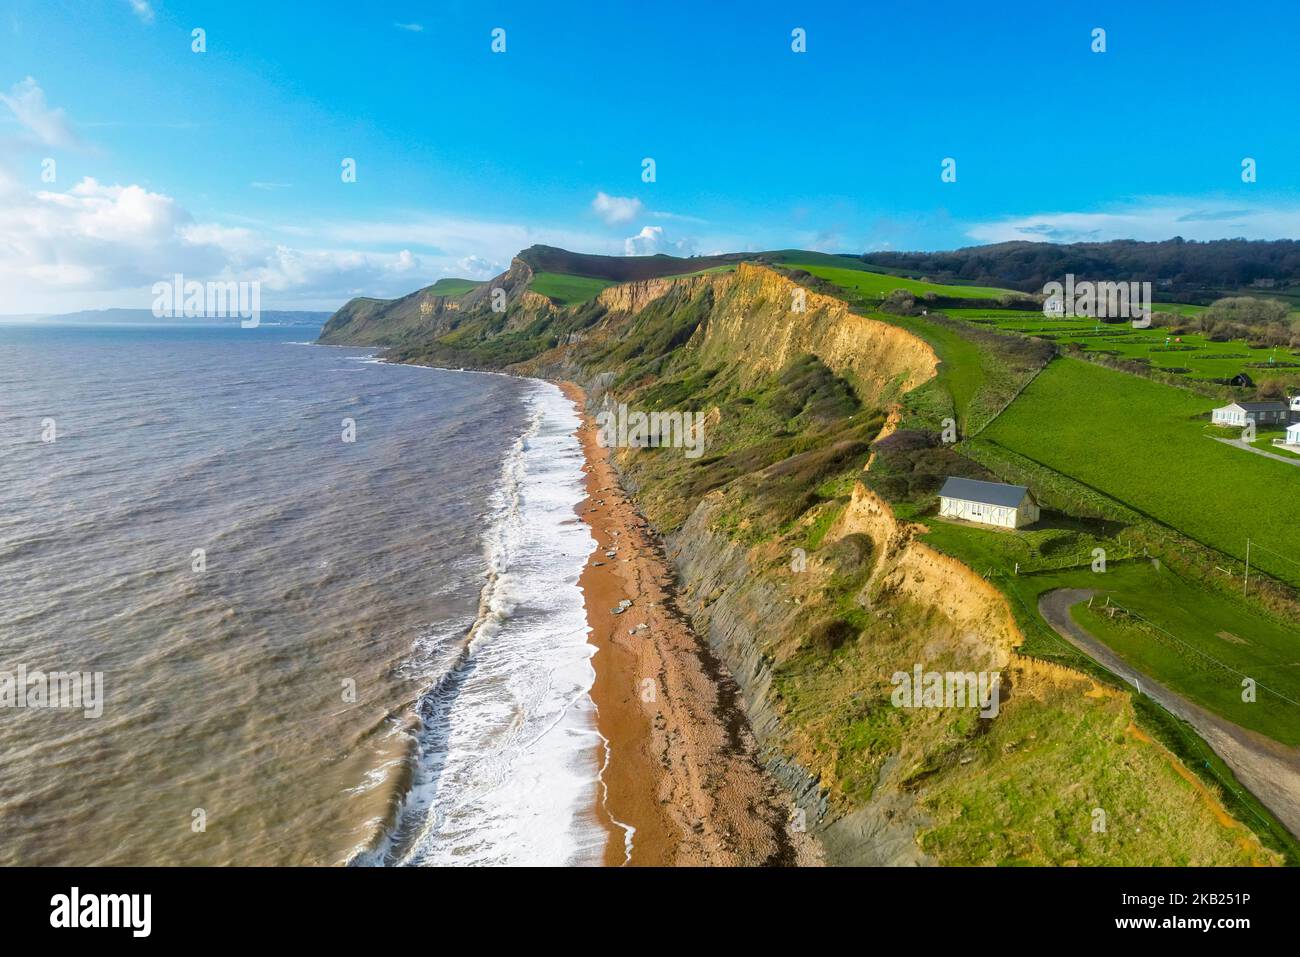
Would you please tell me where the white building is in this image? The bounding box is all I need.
[1211,401,1289,427]
[1278,422,1300,449]
[938,477,1040,530]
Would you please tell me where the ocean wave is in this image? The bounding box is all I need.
[348,380,606,867]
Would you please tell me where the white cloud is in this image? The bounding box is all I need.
[0,76,80,149]
[592,191,643,225]
[623,224,697,257]
[457,255,500,278]
[0,177,221,296]
[127,0,154,24]
[393,22,424,32]
[0,171,637,313]
[0,84,711,312]
[966,198,1300,245]
[0,175,447,312]
[624,225,664,255]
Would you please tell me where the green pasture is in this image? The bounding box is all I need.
[978,357,1300,586]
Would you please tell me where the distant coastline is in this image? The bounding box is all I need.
[0,308,331,326]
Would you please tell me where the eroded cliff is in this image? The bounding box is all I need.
[318,254,1279,866]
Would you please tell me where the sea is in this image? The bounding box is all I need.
[0,320,614,866]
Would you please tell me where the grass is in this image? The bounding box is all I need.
[783,260,1021,302]
[1252,430,1300,460]
[771,523,1284,864]
[577,268,1290,866]
[978,356,1300,587]
[1152,302,1209,316]
[945,306,1300,385]
[908,505,1124,578]
[1017,562,1300,745]
[788,268,1053,435]
[918,660,1279,866]
[884,315,987,427]
[659,264,737,279]
[426,277,482,297]
[903,519,1300,860]
[528,271,615,305]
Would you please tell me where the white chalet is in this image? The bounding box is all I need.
[1211,401,1289,427]
[938,477,1040,530]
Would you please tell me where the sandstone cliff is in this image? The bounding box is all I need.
[317,252,1279,866]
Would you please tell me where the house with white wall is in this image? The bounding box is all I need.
[1211,401,1289,427]
[938,477,1040,530]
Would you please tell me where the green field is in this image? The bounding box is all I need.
[901,505,1300,857]
[946,306,1300,384]
[793,269,1052,436]
[1253,431,1300,460]
[426,277,483,297]
[881,314,991,429]
[528,271,615,305]
[1016,562,1299,744]
[783,260,1022,302]
[907,506,1120,578]
[1151,302,1210,316]
[977,356,1300,586]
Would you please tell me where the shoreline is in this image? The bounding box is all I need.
[560,381,820,866]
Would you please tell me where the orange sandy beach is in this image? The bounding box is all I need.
[559,382,820,867]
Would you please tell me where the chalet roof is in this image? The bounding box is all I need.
[1222,401,1289,412]
[939,477,1031,509]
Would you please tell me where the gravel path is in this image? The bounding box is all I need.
[1211,435,1300,468]
[1039,587,1300,839]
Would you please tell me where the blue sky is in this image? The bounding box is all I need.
[2,0,1299,312]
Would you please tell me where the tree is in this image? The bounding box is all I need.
[1204,296,1290,327]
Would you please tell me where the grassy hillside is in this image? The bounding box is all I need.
[528,271,614,305]
[783,258,1022,301]
[978,357,1300,586]
[898,513,1300,859]
[320,249,1296,863]
[567,278,1276,864]
[426,277,483,297]
[899,527,1300,746]
[518,244,747,281]
[1063,568,1300,746]
[787,263,1053,435]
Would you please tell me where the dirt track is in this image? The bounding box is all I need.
[1038,588,1300,839]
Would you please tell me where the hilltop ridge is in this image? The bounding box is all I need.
[316,246,1294,865]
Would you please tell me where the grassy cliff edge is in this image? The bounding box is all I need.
[317,252,1287,865]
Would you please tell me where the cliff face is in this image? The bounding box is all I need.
[830,484,1020,664]
[694,264,938,402]
[318,253,1280,866]
[594,274,718,315]
[318,257,553,346]
[666,431,1032,864]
